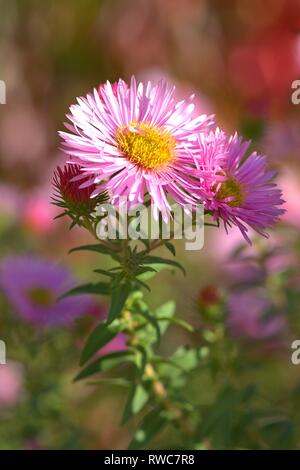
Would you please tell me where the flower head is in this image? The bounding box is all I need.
[59,78,214,220]
[194,132,285,242]
[0,256,93,327]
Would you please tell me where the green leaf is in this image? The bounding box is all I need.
[260,419,295,449]
[93,268,115,278]
[136,265,165,281]
[164,242,176,256]
[74,351,134,382]
[128,408,167,450]
[155,301,176,335]
[69,243,119,260]
[134,344,149,373]
[80,322,118,366]
[122,384,149,424]
[107,281,132,324]
[87,378,131,387]
[142,255,185,275]
[196,386,241,448]
[171,346,201,371]
[60,282,110,299]
[169,317,195,333]
[157,346,202,390]
[134,278,151,292]
[138,309,161,346]
[136,266,158,275]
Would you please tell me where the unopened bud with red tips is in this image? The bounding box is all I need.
[52,164,108,223]
[197,285,223,323]
[198,285,219,307]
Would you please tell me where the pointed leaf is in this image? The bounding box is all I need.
[80,322,118,365]
[139,310,161,346]
[156,301,176,335]
[137,264,170,281]
[164,242,176,256]
[122,384,149,424]
[135,278,151,292]
[74,351,134,382]
[69,244,119,260]
[142,255,185,275]
[60,282,110,299]
[128,408,167,450]
[93,268,115,278]
[107,281,132,324]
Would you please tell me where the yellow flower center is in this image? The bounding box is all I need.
[27,287,56,307]
[216,178,245,207]
[116,122,176,170]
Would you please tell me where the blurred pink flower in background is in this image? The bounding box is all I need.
[99,334,127,356]
[22,190,58,235]
[207,224,254,262]
[277,169,300,229]
[228,288,285,341]
[77,332,127,359]
[0,362,24,410]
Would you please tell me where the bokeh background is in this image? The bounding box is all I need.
[1,0,300,449]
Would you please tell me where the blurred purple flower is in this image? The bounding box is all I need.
[228,288,285,340]
[263,121,300,162]
[225,260,265,286]
[0,362,24,409]
[0,256,94,327]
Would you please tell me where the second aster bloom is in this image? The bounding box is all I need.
[59,78,213,220]
[194,132,285,242]
[0,256,93,327]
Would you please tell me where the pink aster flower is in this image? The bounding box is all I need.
[0,256,94,328]
[59,78,214,220]
[193,131,285,242]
